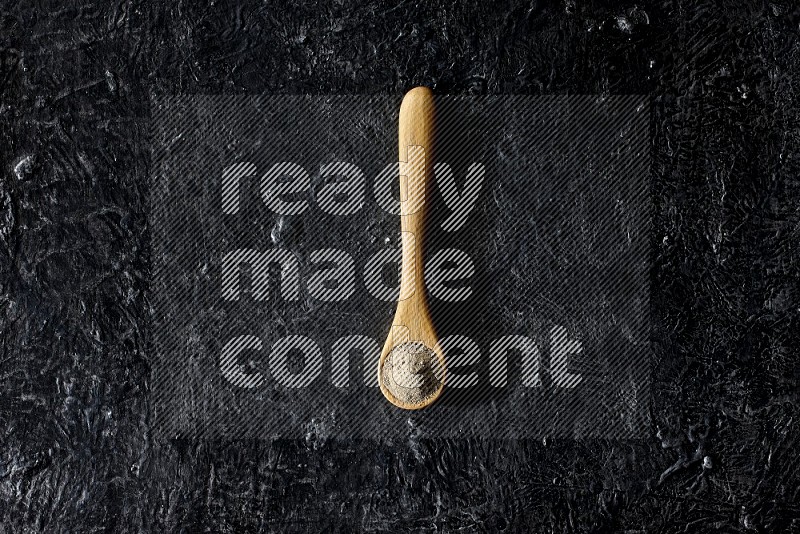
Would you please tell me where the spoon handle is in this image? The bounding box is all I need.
[398,87,434,304]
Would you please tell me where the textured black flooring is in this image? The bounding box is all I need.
[1,1,799,531]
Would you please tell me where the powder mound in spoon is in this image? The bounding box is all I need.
[382,341,443,406]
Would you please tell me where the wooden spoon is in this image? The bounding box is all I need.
[378,87,446,410]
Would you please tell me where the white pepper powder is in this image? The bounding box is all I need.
[381,341,443,405]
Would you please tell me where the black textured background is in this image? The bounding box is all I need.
[1,1,799,532]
